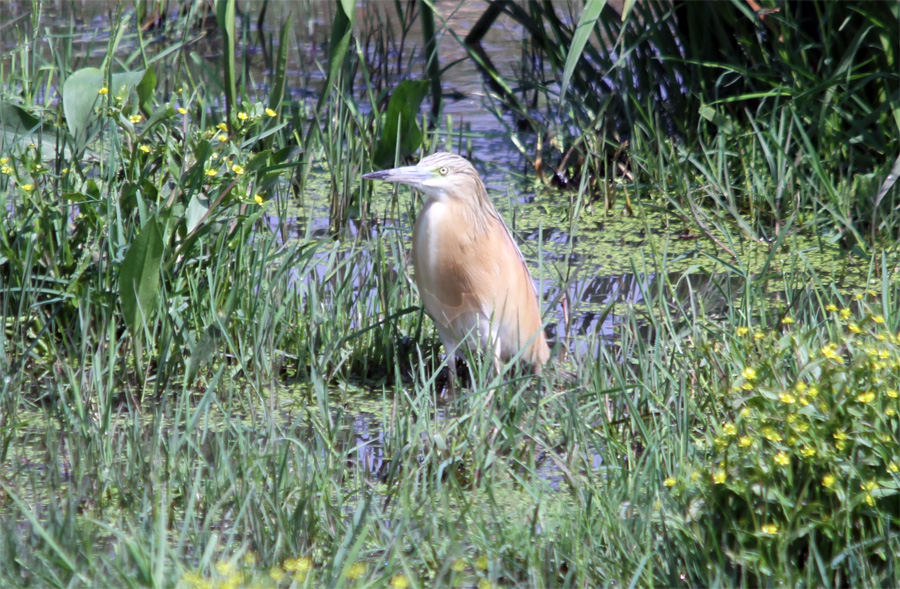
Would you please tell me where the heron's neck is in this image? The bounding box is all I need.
[454,180,497,234]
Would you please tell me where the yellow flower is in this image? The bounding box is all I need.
[762,428,782,443]
[390,574,410,588]
[854,293,864,300]
[868,289,878,297]
[835,440,847,451]
[450,559,466,572]
[217,122,229,131]
[821,474,836,488]
[0,166,10,174]
[782,316,794,325]
[215,560,235,576]
[205,169,218,177]
[475,555,489,570]
[346,562,366,579]
[254,194,264,205]
[825,304,838,312]
[779,393,796,405]
[98,87,109,95]
[181,571,209,588]
[723,423,737,436]
[690,470,700,483]
[888,462,899,473]
[821,344,843,363]
[849,323,861,334]
[22,183,34,191]
[808,386,819,398]
[269,567,284,581]
[857,391,875,403]
[753,331,766,341]
[887,389,899,398]
[865,493,875,506]
[129,114,142,123]
[664,477,677,487]
[0,157,7,164]
[178,107,188,115]
[800,446,816,458]
[243,552,257,565]
[774,451,790,466]
[739,407,752,418]
[761,523,778,535]
[237,111,248,120]
[232,164,245,175]
[478,581,494,589]
[713,469,727,484]
[741,382,754,391]
[887,407,897,417]
[218,134,228,142]
[736,326,749,336]
[873,314,885,324]
[738,436,752,448]
[61,168,69,174]
[742,367,757,381]
[139,144,151,153]
[840,308,852,320]
[284,556,312,572]
[265,107,277,117]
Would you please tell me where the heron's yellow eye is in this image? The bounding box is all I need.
[438,166,449,176]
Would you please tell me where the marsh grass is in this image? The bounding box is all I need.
[0,1,898,587]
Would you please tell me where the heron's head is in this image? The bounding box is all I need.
[362,152,486,203]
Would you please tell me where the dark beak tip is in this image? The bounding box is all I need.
[362,171,388,180]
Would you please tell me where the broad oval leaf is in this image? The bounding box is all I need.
[373,80,431,169]
[119,218,165,335]
[62,67,104,147]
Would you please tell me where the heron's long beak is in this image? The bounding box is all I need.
[362,166,431,187]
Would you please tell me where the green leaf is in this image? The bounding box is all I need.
[319,0,354,111]
[62,67,105,149]
[0,101,42,136]
[215,0,237,126]
[62,67,148,152]
[185,195,210,234]
[186,325,221,383]
[135,67,157,116]
[119,218,165,335]
[560,0,607,101]
[373,80,431,169]
[269,18,290,112]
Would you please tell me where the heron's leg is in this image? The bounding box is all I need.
[447,352,458,395]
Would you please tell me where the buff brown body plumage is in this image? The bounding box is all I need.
[364,152,549,388]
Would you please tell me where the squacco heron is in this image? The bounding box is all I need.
[363,152,550,388]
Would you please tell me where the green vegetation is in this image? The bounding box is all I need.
[0,0,897,587]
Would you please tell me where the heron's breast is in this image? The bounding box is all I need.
[413,199,492,312]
